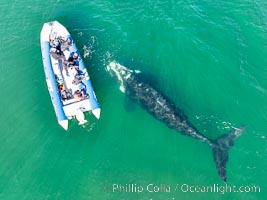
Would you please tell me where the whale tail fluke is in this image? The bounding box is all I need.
[212,126,246,182]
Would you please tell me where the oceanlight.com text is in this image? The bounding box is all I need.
[109,183,260,194]
[178,184,260,194]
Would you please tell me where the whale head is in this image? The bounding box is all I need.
[107,62,140,93]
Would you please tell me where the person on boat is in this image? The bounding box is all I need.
[66,91,72,100]
[72,75,82,85]
[61,90,72,101]
[58,83,65,92]
[63,52,79,76]
[58,36,72,52]
[74,65,84,76]
[61,91,67,101]
[78,82,88,98]
[66,52,80,67]
[62,52,78,76]
[49,35,64,60]
[72,73,85,85]
[73,83,88,101]
[74,90,85,101]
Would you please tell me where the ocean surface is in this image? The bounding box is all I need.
[0,0,266,199]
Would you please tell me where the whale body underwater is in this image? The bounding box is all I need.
[106,62,246,182]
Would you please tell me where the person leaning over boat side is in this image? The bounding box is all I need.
[74,65,84,76]
[67,52,80,67]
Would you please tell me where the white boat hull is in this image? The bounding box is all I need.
[40,21,101,130]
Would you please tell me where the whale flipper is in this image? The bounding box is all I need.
[212,126,246,182]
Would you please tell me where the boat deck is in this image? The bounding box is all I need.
[50,52,88,106]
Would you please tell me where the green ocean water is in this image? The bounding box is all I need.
[0,0,267,199]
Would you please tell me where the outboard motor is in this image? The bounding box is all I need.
[75,109,87,125]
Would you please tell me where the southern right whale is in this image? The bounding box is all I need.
[106,62,246,182]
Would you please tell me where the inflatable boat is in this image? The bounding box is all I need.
[40,21,100,130]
